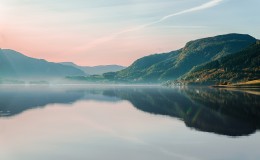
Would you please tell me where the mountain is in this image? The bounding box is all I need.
[60,62,126,75]
[0,49,85,79]
[112,33,256,82]
[180,42,260,85]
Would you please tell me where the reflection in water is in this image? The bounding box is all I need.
[0,85,259,137]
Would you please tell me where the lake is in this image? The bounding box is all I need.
[0,85,259,160]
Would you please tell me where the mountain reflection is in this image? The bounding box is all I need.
[0,85,259,137]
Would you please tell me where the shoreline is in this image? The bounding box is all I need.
[212,85,260,89]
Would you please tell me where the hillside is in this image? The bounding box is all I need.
[0,49,85,79]
[60,62,125,75]
[182,42,260,85]
[112,34,256,82]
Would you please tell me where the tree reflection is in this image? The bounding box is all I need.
[0,86,259,137]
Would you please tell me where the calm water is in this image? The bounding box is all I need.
[0,85,260,160]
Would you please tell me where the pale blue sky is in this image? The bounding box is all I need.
[0,0,259,66]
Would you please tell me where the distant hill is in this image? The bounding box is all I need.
[112,33,256,82]
[60,62,126,75]
[0,49,85,79]
[181,42,260,85]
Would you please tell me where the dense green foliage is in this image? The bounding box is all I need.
[112,34,256,82]
[182,42,260,85]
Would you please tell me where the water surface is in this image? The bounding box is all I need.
[0,85,259,160]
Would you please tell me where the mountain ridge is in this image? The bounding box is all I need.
[60,62,126,75]
[0,49,85,79]
[180,42,260,85]
[110,33,257,82]
[1,33,258,84]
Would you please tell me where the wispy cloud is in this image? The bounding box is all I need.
[160,0,224,21]
[157,25,208,29]
[119,0,224,32]
[77,0,224,51]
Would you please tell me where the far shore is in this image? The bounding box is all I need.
[212,80,260,89]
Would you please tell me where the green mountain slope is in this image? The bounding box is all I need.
[181,42,260,85]
[113,34,256,82]
[0,49,85,79]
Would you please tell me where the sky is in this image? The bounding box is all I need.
[0,0,259,66]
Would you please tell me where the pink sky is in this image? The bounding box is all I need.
[0,0,259,66]
[0,19,191,66]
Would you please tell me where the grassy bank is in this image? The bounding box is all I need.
[212,80,260,88]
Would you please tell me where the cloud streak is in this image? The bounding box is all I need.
[77,0,224,51]
[160,0,224,21]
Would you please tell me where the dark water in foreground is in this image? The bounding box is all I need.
[0,85,260,160]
